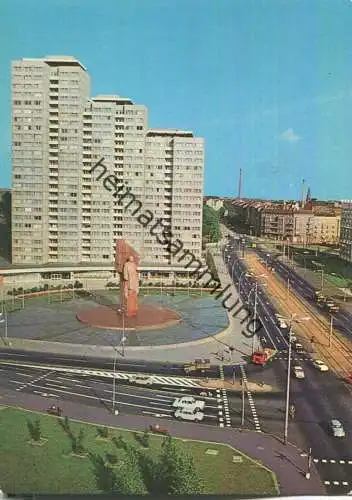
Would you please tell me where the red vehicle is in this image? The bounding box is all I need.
[149,424,169,435]
[345,374,352,385]
[47,405,63,416]
[251,348,276,366]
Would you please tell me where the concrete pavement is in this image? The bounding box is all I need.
[0,389,325,496]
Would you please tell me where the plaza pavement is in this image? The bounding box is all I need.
[4,252,257,364]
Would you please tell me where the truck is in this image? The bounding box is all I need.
[184,358,211,374]
[251,348,277,366]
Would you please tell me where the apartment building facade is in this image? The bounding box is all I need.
[230,198,340,243]
[340,201,352,263]
[11,56,204,265]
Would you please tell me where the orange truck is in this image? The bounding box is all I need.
[251,348,277,366]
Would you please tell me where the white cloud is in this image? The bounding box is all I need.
[280,128,301,143]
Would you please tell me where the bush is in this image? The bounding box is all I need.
[140,429,150,448]
[106,452,118,465]
[98,426,109,439]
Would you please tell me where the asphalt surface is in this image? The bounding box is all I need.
[0,362,226,427]
[223,234,352,495]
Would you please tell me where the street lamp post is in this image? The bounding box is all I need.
[329,315,333,348]
[112,304,127,415]
[283,313,310,444]
[0,310,8,340]
[253,282,258,355]
[241,377,245,425]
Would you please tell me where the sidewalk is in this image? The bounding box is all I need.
[1,389,325,496]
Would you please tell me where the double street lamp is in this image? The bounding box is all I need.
[112,305,127,416]
[0,310,8,341]
[283,313,310,445]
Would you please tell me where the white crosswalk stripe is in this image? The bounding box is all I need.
[314,458,352,465]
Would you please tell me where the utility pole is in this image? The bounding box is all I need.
[241,378,245,426]
[284,322,293,445]
[287,278,290,300]
[321,269,324,294]
[253,283,258,355]
[306,447,312,479]
[329,315,333,348]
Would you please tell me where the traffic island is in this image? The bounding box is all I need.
[198,378,277,393]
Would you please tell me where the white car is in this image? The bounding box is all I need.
[174,407,204,422]
[278,321,288,329]
[292,365,305,379]
[172,396,205,411]
[293,342,304,354]
[130,375,153,385]
[329,419,346,438]
[312,359,329,372]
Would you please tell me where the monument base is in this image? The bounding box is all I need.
[76,303,182,331]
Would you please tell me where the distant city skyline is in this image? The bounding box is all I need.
[1,0,352,200]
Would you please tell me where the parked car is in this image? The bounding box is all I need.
[292,365,305,379]
[278,320,288,329]
[172,396,205,411]
[312,359,329,372]
[174,407,204,422]
[329,419,346,438]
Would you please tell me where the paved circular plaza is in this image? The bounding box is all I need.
[6,291,228,347]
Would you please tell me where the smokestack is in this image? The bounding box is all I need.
[237,168,243,199]
[301,179,306,207]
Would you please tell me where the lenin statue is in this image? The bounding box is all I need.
[115,239,140,317]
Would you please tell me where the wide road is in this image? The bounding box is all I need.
[0,348,221,378]
[0,362,225,427]
[223,234,352,495]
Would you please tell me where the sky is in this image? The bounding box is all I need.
[1,0,352,200]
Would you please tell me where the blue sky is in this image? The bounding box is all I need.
[1,0,352,200]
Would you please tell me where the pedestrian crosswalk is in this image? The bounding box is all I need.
[240,364,261,432]
[314,458,352,465]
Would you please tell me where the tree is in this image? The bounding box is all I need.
[203,205,221,243]
[113,448,148,494]
[156,438,203,494]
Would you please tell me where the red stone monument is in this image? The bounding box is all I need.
[76,239,181,332]
[115,239,140,317]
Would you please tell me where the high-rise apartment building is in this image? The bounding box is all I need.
[340,201,352,263]
[11,56,204,265]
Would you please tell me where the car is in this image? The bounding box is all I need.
[290,334,297,343]
[293,342,304,354]
[130,375,153,385]
[172,396,205,411]
[329,419,346,438]
[312,359,329,372]
[278,320,288,329]
[292,365,305,379]
[174,407,204,422]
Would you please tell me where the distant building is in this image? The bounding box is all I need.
[0,189,11,264]
[204,196,224,211]
[231,197,340,243]
[340,201,352,263]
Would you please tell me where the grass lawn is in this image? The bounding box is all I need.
[0,407,278,496]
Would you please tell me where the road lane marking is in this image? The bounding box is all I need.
[240,365,261,432]
[15,371,55,392]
